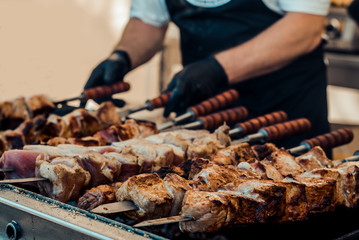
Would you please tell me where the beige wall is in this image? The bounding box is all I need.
[0,0,161,106]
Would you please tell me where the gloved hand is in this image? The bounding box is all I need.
[163,56,228,117]
[84,50,131,90]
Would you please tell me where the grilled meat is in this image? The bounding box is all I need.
[263,149,304,177]
[116,173,174,221]
[219,179,286,220]
[238,159,284,181]
[191,164,261,191]
[35,155,91,202]
[74,151,122,187]
[0,97,30,130]
[179,190,266,233]
[251,143,279,160]
[78,182,123,211]
[210,142,258,165]
[94,101,122,127]
[26,95,55,117]
[295,146,333,171]
[294,172,336,213]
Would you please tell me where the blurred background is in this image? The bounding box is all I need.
[0,0,358,158]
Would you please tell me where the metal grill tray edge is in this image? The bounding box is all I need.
[0,184,167,240]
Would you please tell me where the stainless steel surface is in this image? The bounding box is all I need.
[228,127,242,139]
[157,121,175,131]
[342,155,359,163]
[91,201,138,214]
[0,184,167,240]
[231,132,266,145]
[287,145,308,155]
[173,112,193,124]
[325,7,359,53]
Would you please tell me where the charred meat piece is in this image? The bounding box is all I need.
[103,151,142,181]
[74,151,122,187]
[309,165,359,208]
[295,146,333,171]
[276,178,308,223]
[211,143,258,165]
[116,173,173,221]
[47,137,70,146]
[61,109,102,138]
[163,173,194,216]
[112,139,175,172]
[78,182,123,211]
[263,149,304,177]
[26,95,55,117]
[94,101,122,127]
[179,190,266,233]
[238,159,284,181]
[0,97,30,130]
[36,114,63,142]
[191,164,261,191]
[220,179,286,220]
[294,173,336,214]
[1,130,25,150]
[251,143,279,160]
[68,137,100,147]
[36,156,91,202]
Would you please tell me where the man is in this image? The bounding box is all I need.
[84,0,331,150]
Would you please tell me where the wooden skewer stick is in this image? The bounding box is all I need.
[133,215,193,228]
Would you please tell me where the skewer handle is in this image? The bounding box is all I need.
[82,82,130,101]
[197,106,248,130]
[301,128,354,150]
[188,89,239,118]
[232,111,287,137]
[146,92,172,110]
[259,118,311,142]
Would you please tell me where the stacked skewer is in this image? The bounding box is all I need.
[0,86,357,238]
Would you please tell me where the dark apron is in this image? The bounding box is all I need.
[165,0,331,156]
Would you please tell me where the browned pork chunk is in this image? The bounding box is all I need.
[211,142,258,165]
[276,178,308,222]
[263,149,304,177]
[78,182,123,211]
[116,173,173,221]
[26,94,55,117]
[179,190,266,233]
[220,179,286,220]
[74,151,122,187]
[0,97,30,130]
[251,143,279,160]
[295,146,333,171]
[35,156,91,202]
[191,164,261,191]
[238,159,284,181]
[294,173,336,213]
[163,173,194,216]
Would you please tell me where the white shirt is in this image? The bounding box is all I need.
[130,0,331,27]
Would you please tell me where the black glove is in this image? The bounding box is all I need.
[348,0,359,24]
[84,50,131,90]
[163,56,228,117]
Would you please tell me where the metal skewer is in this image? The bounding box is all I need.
[158,89,239,131]
[118,92,172,119]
